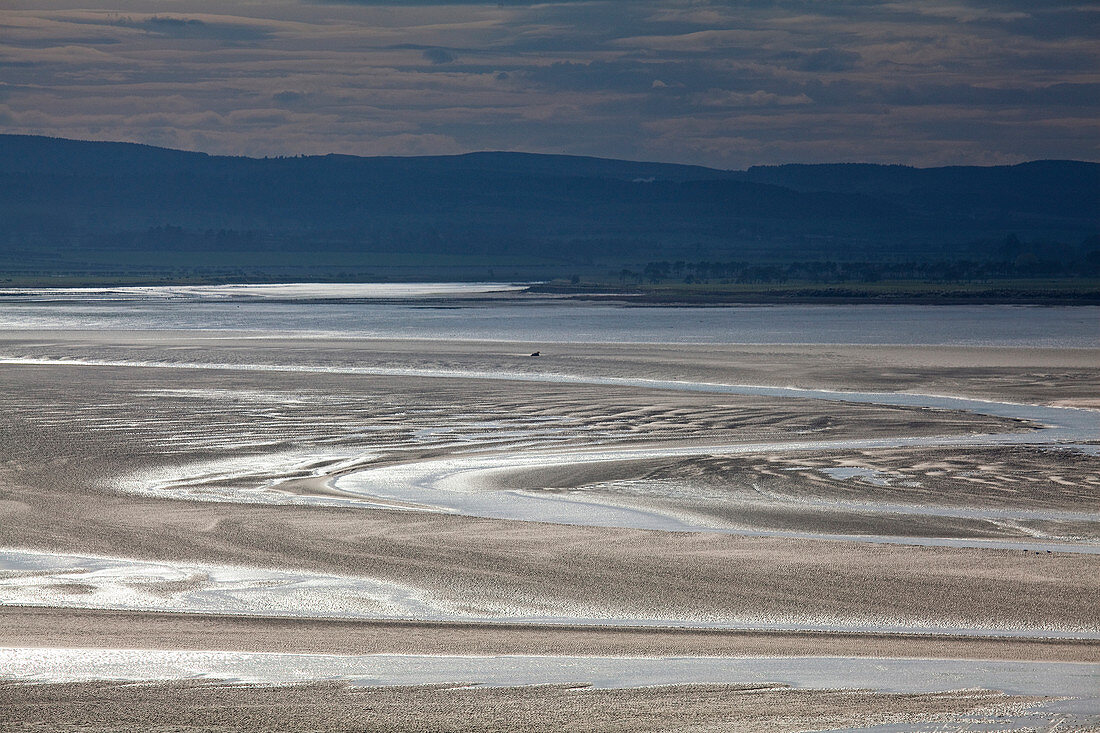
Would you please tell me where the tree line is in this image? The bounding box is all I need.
[641,252,1100,284]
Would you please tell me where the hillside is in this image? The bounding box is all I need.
[1,135,1096,283]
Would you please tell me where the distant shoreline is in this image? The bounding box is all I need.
[1,277,1099,305]
[529,280,1100,305]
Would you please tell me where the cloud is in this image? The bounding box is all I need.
[999,8,1100,40]
[422,47,457,64]
[796,49,861,72]
[0,0,1096,167]
[352,132,465,155]
[56,12,274,42]
[696,89,813,107]
[272,90,307,105]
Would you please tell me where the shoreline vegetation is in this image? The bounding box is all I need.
[532,277,1100,304]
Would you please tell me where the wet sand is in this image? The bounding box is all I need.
[2,478,1098,632]
[0,333,1097,730]
[0,680,1049,733]
[5,606,1098,661]
[3,332,1097,403]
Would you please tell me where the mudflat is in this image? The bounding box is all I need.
[5,606,1098,661]
[0,332,1097,731]
[0,680,1047,733]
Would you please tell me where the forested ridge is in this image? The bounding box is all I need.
[1,134,1096,284]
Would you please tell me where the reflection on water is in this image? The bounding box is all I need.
[0,286,1097,346]
[7,547,1097,637]
[4,353,1093,551]
[0,282,527,301]
[2,647,1097,707]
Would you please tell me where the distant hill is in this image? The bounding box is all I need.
[732,161,1098,220]
[1,134,1096,283]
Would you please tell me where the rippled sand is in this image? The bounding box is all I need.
[1,332,1098,730]
[1,680,1056,733]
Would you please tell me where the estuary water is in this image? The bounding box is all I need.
[0,284,1097,345]
[3,647,1096,699]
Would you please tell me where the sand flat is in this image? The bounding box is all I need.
[0,680,1059,733]
[4,606,1099,662]
[0,332,1097,729]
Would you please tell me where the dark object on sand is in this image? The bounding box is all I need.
[530,351,540,357]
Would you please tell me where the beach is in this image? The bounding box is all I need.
[0,309,1098,730]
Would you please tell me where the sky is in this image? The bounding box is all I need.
[1,0,1097,168]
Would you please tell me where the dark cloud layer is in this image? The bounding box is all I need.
[121,15,270,41]
[0,0,1096,166]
